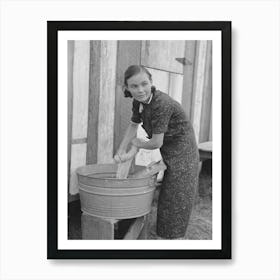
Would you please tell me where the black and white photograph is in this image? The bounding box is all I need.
[69,41,213,240]
[47,21,231,259]
[2,0,280,279]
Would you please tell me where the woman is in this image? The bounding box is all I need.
[115,65,199,239]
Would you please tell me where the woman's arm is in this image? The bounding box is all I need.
[132,133,164,150]
[116,122,139,153]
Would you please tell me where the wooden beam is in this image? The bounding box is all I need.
[81,214,116,240]
[86,41,101,164]
[192,41,208,141]
[69,41,90,198]
[68,40,74,193]
[199,41,212,143]
[169,73,183,103]
[124,216,145,240]
[137,215,148,239]
[209,108,212,140]
[72,41,90,139]
[97,41,117,164]
[72,138,87,145]
[69,143,87,195]
[182,41,196,120]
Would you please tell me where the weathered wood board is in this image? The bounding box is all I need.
[86,41,101,164]
[81,214,115,240]
[69,143,87,194]
[199,41,212,143]
[72,41,90,139]
[169,73,183,103]
[192,40,208,142]
[141,40,185,73]
[97,41,117,164]
[181,40,196,120]
[68,40,74,195]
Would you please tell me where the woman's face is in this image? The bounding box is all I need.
[126,71,152,103]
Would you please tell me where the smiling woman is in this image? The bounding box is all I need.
[114,65,200,239]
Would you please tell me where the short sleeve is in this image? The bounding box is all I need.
[151,99,173,134]
[131,99,142,124]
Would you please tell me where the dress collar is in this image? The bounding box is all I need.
[139,93,153,113]
[142,93,153,105]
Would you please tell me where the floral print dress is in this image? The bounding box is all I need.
[131,90,199,239]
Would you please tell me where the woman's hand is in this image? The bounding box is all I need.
[114,150,126,163]
[114,145,139,163]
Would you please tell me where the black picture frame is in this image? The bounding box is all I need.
[47,21,231,259]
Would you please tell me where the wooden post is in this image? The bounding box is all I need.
[209,108,212,140]
[86,41,101,164]
[124,216,146,240]
[192,41,208,142]
[68,40,74,199]
[199,41,212,143]
[81,213,116,240]
[72,41,90,140]
[97,41,117,164]
[182,41,196,120]
[138,215,148,240]
[69,40,90,198]
[81,214,148,240]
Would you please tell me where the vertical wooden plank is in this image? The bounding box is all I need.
[81,214,115,240]
[192,41,208,141]
[124,216,145,239]
[69,41,90,201]
[169,73,183,103]
[138,216,148,240]
[68,41,74,196]
[69,143,87,195]
[181,41,196,120]
[209,108,212,141]
[199,41,212,143]
[86,41,100,164]
[97,41,117,164]
[114,41,141,154]
[72,41,90,139]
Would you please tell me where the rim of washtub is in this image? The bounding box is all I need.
[75,164,158,181]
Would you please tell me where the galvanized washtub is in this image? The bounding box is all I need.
[76,164,157,219]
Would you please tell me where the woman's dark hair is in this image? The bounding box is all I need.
[123,65,156,98]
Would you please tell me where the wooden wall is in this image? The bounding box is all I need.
[68,40,90,200]
[68,40,212,198]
